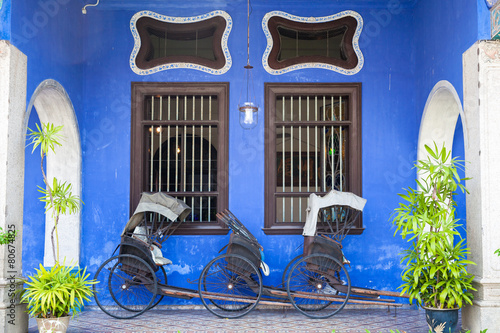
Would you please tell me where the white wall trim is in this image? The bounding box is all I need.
[24,79,82,267]
[417,80,467,164]
[262,10,364,75]
[129,10,232,75]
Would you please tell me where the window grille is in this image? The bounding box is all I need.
[131,83,229,235]
[264,83,362,235]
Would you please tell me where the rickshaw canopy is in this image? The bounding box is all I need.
[121,192,191,236]
[303,190,367,236]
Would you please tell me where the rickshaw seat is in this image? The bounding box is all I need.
[133,226,172,266]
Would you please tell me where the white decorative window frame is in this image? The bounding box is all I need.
[129,10,232,75]
[262,11,364,75]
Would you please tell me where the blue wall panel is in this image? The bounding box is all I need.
[14,0,490,306]
[11,0,85,275]
[0,0,11,40]
[413,0,485,243]
[77,2,418,303]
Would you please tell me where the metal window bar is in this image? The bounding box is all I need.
[290,96,293,222]
[175,96,179,192]
[192,96,195,221]
[307,96,310,192]
[282,96,285,222]
[200,96,204,220]
[298,96,302,217]
[208,96,212,217]
[339,96,343,191]
[322,96,326,192]
[150,96,155,192]
[314,96,318,192]
[330,96,334,191]
[159,97,163,192]
[167,96,171,191]
[146,93,219,224]
[183,96,187,192]
[275,94,349,223]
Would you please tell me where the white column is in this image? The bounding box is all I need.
[462,40,500,332]
[0,41,29,332]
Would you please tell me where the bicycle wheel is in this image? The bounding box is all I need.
[93,254,157,319]
[286,253,350,319]
[149,266,166,310]
[281,254,303,287]
[199,253,262,318]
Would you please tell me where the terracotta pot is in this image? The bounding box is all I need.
[36,316,70,333]
[424,307,459,333]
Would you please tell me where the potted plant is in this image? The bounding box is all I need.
[21,123,96,332]
[390,144,476,333]
[20,264,95,332]
[0,227,17,245]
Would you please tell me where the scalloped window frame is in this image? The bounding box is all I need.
[130,10,232,75]
[262,11,364,75]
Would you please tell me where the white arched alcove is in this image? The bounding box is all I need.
[417,80,468,166]
[24,79,82,267]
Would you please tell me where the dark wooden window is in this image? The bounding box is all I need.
[266,15,359,71]
[131,82,229,235]
[134,16,227,71]
[264,83,362,235]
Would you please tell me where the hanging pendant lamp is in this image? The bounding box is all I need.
[239,0,259,130]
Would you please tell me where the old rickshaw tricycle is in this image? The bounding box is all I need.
[93,191,406,319]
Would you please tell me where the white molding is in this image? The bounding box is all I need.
[129,10,232,75]
[25,80,82,267]
[417,80,466,165]
[262,10,364,75]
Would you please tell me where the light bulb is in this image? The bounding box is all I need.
[244,108,254,124]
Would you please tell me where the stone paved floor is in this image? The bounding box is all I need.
[28,307,463,333]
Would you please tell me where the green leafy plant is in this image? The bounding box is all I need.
[495,249,500,256]
[391,144,476,309]
[27,123,83,263]
[20,264,96,318]
[23,123,95,321]
[0,227,17,245]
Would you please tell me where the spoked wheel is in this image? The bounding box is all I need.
[286,253,350,319]
[149,266,166,310]
[199,253,263,318]
[127,265,166,311]
[281,254,303,287]
[93,254,158,319]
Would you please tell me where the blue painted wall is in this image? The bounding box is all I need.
[14,0,490,307]
[413,0,486,243]
[10,0,85,274]
[79,1,417,302]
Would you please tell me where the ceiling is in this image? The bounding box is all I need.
[90,0,418,11]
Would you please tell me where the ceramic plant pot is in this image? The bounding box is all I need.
[424,307,459,333]
[36,316,70,333]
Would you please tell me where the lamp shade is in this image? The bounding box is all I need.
[238,102,258,130]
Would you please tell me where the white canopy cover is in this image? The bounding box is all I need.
[302,190,367,236]
[121,192,191,236]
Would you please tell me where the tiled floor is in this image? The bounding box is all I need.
[28,306,462,333]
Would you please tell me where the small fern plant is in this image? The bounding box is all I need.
[20,264,96,318]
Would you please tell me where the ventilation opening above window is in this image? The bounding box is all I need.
[130,11,232,75]
[277,26,348,62]
[145,23,217,62]
[263,11,364,75]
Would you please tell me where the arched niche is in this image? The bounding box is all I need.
[417,80,468,168]
[24,79,82,267]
